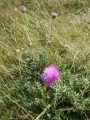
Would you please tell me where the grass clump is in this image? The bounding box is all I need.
[0,0,90,120]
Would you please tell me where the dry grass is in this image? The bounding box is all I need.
[0,0,90,119]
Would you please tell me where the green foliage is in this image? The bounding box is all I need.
[0,0,90,120]
[0,53,90,119]
[20,54,50,81]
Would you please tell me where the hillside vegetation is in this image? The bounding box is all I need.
[0,0,90,119]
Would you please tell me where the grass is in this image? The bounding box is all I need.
[0,0,90,119]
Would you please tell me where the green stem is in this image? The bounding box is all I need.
[51,18,54,41]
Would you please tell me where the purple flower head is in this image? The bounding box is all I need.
[51,12,58,19]
[19,5,26,13]
[42,65,59,86]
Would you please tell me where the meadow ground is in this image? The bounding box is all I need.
[0,0,90,119]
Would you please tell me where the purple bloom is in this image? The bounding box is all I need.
[42,65,59,86]
[51,12,58,19]
[19,5,26,13]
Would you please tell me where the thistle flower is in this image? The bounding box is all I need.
[42,65,59,86]
[51,12,58,19]
[19,5,26,13]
